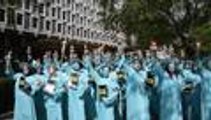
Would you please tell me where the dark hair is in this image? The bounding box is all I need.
[164,62,177,78]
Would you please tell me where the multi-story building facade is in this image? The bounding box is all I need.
[0,0,117,46]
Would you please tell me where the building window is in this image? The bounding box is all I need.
[95,32,97,39]
[68,26,71,34]
[0,0,5,6]
[24,13,30,29]
[63,11,65,20]
[39,4,44,14]
[67,11,70,22]
[87,30,90,39]
[79,28,82,37]
[79,4,82,12]
[52,7,56,17]
[88,19,91,26]
[46,20,50,31]
[0,9,5,22]
[8,0,15,6]
[76,3,79,11]
[52,20,56,33]
[72,25,75,36]
[16,0,22,8]
[32,5,38,13]
[45,2,50,16]
[71,3,74,11]
[80,17,83,25]
[84,30,87,38]
[72,14,75,23]
[67,0,70,5]
[76,28,80,36]
[57,0,60,4]
[32,0,37,4]
[98,32,102,40]
[62,0,66,6]
[76,14,79,24]
[83,7,86,14]
[39,17,44,31]
[32,17,37,28]
[7,8,15,26]
[84,17,87,26]
[24,0,30,10]
[17,13,23,25]
[91,32,94,39]
[58,23,61,33]
[57,7,61,19]
[63,23,66,34]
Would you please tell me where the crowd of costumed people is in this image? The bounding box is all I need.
[2,42,211,120]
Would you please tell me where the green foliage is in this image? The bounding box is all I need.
[193,22,211,53]
[194,22,211,39]
[98,0,211,50]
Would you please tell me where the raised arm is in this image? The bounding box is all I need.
[115,55,126,71]
[84,55,101,82]
[150,60,165,83]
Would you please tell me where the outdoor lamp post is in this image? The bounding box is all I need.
[61,40,67,61]
[196,42,201,49]
[196,41,201,57]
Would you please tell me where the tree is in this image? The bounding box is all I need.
[97,0,122,31]
[97,0,211,49]
[193,21,211,54]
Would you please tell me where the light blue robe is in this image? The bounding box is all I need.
[82,75,98,120]
[43,57,52,70]
[30,74,48,120]
[60,62,69,73]
[160,72,183,120]
[201,69,211,120]
[66,70,88,120]
[96,77,118,120]
[44,71,66,120]
[60,62,88,76]
[86,56,117,120]
[110,70,127,120]
[181,69,201,86]
[180,69,202,120]
[13,74,37,120]
[124,65,151,120]
[53,59,61,69]
[29,74,47,92]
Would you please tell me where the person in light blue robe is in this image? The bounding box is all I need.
[60,61,69,73]
[43,65,66,120]
[52,50,61,69]
[86,56,118,120]
[96,75,118,120]
[43,51,52,70]
[143,61,160,120]
[4,50,14,76]
[82,74,97,120]
[31,66,48,120]
[112,69,127,120]
[122,58,151,120]
[159,62,183,120]
[13,74,37,120]
[201,58,211,120]
[180,62,202,120]
[65,61,88,120]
